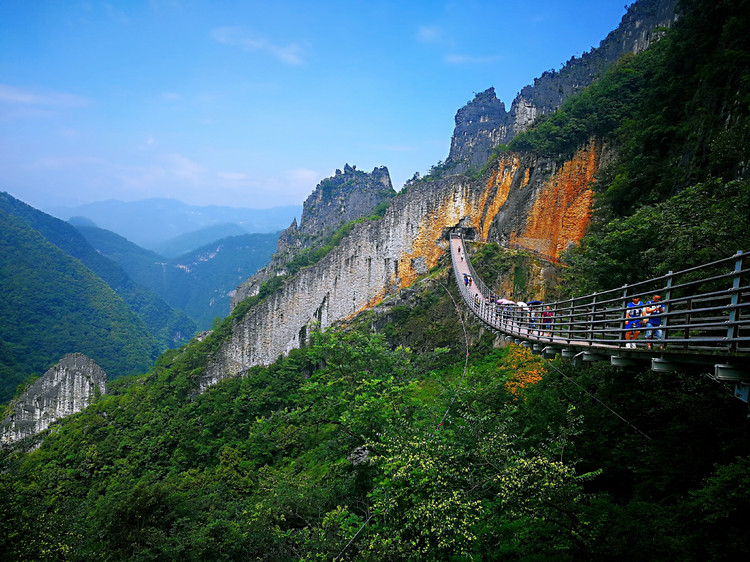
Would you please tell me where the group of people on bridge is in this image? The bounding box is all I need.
[450,230,690,350]
[625,294,665,348]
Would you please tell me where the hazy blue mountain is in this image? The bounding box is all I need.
[50,198,300,250]
[76,225,279,330]
[0,193,197,354]
[151,223,250,258]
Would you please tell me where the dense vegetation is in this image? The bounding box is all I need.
[500,0,750,292]
[0,209,159,403]
[0,192,197,351]
[77,226,279,330]
[3,1,750,559]
[1,254,748,559]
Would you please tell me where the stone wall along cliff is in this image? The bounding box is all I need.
[1,353,107,446]
[201,174,501,391]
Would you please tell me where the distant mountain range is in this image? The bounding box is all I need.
[0,193,178,402]
[76,225,279,330]
[1,192,279,403]
[50,198,300,252]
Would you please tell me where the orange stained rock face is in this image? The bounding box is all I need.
[479,154,525,240]
[513,141,600,261]
[354,142,599,317]
[397,195,474,289]
[395,154,530,291]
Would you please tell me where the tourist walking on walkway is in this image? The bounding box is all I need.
[625,296,644,348]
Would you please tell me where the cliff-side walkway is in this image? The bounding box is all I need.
[449,231,750,398]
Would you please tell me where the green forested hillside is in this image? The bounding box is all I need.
[1,252,748,559]
[2,0,750,559]
[0,209,159,403]
[76,226,279,330]
[0,193,197,352]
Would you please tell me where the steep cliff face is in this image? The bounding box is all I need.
[446,88,510,174]
[1,353,107,446]
[201,140,601,390]
[298,164,394,237]
[486,141,603,261]
[231,165,395,309]
[200,1,678,391]
[446,0,678,174]
[204,175,476,390]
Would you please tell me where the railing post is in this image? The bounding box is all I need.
[663,271,673,345]
[726,251,744,353]
[587,294,598,344]
[567,299,575,343]
[684,297,692,350]
[620,285,628,346]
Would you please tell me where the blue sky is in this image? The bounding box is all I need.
[1,0,628,211]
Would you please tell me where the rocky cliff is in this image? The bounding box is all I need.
[231,165,395,308]
[1,353,107,446]
[298,164,394,237]
[486,141,604,261]
[201,139,600,390]
[445,0,678,174]
[199,0,676,391]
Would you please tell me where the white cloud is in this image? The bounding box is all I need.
[285,168,320,185]
[23,152,315,208]
[218,171,249,184]
[243,168,321,205]
[159,153,206,183]
[210,27,304,65]
[0,84,89,107]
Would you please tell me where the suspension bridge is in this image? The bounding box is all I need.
[449,231,750,401]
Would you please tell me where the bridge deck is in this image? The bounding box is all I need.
[449,232,750,389]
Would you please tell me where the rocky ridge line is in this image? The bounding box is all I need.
[445,0,679,174]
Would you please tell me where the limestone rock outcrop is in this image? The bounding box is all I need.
[200,0,677,392]
[445,0,678,174]
[201,140,601,391]
[231,165,395,309]
[1,353,107,446]
[298,164,394,238]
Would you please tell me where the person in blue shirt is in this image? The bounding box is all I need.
[625,296,644,348]
[644,294,664,349]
